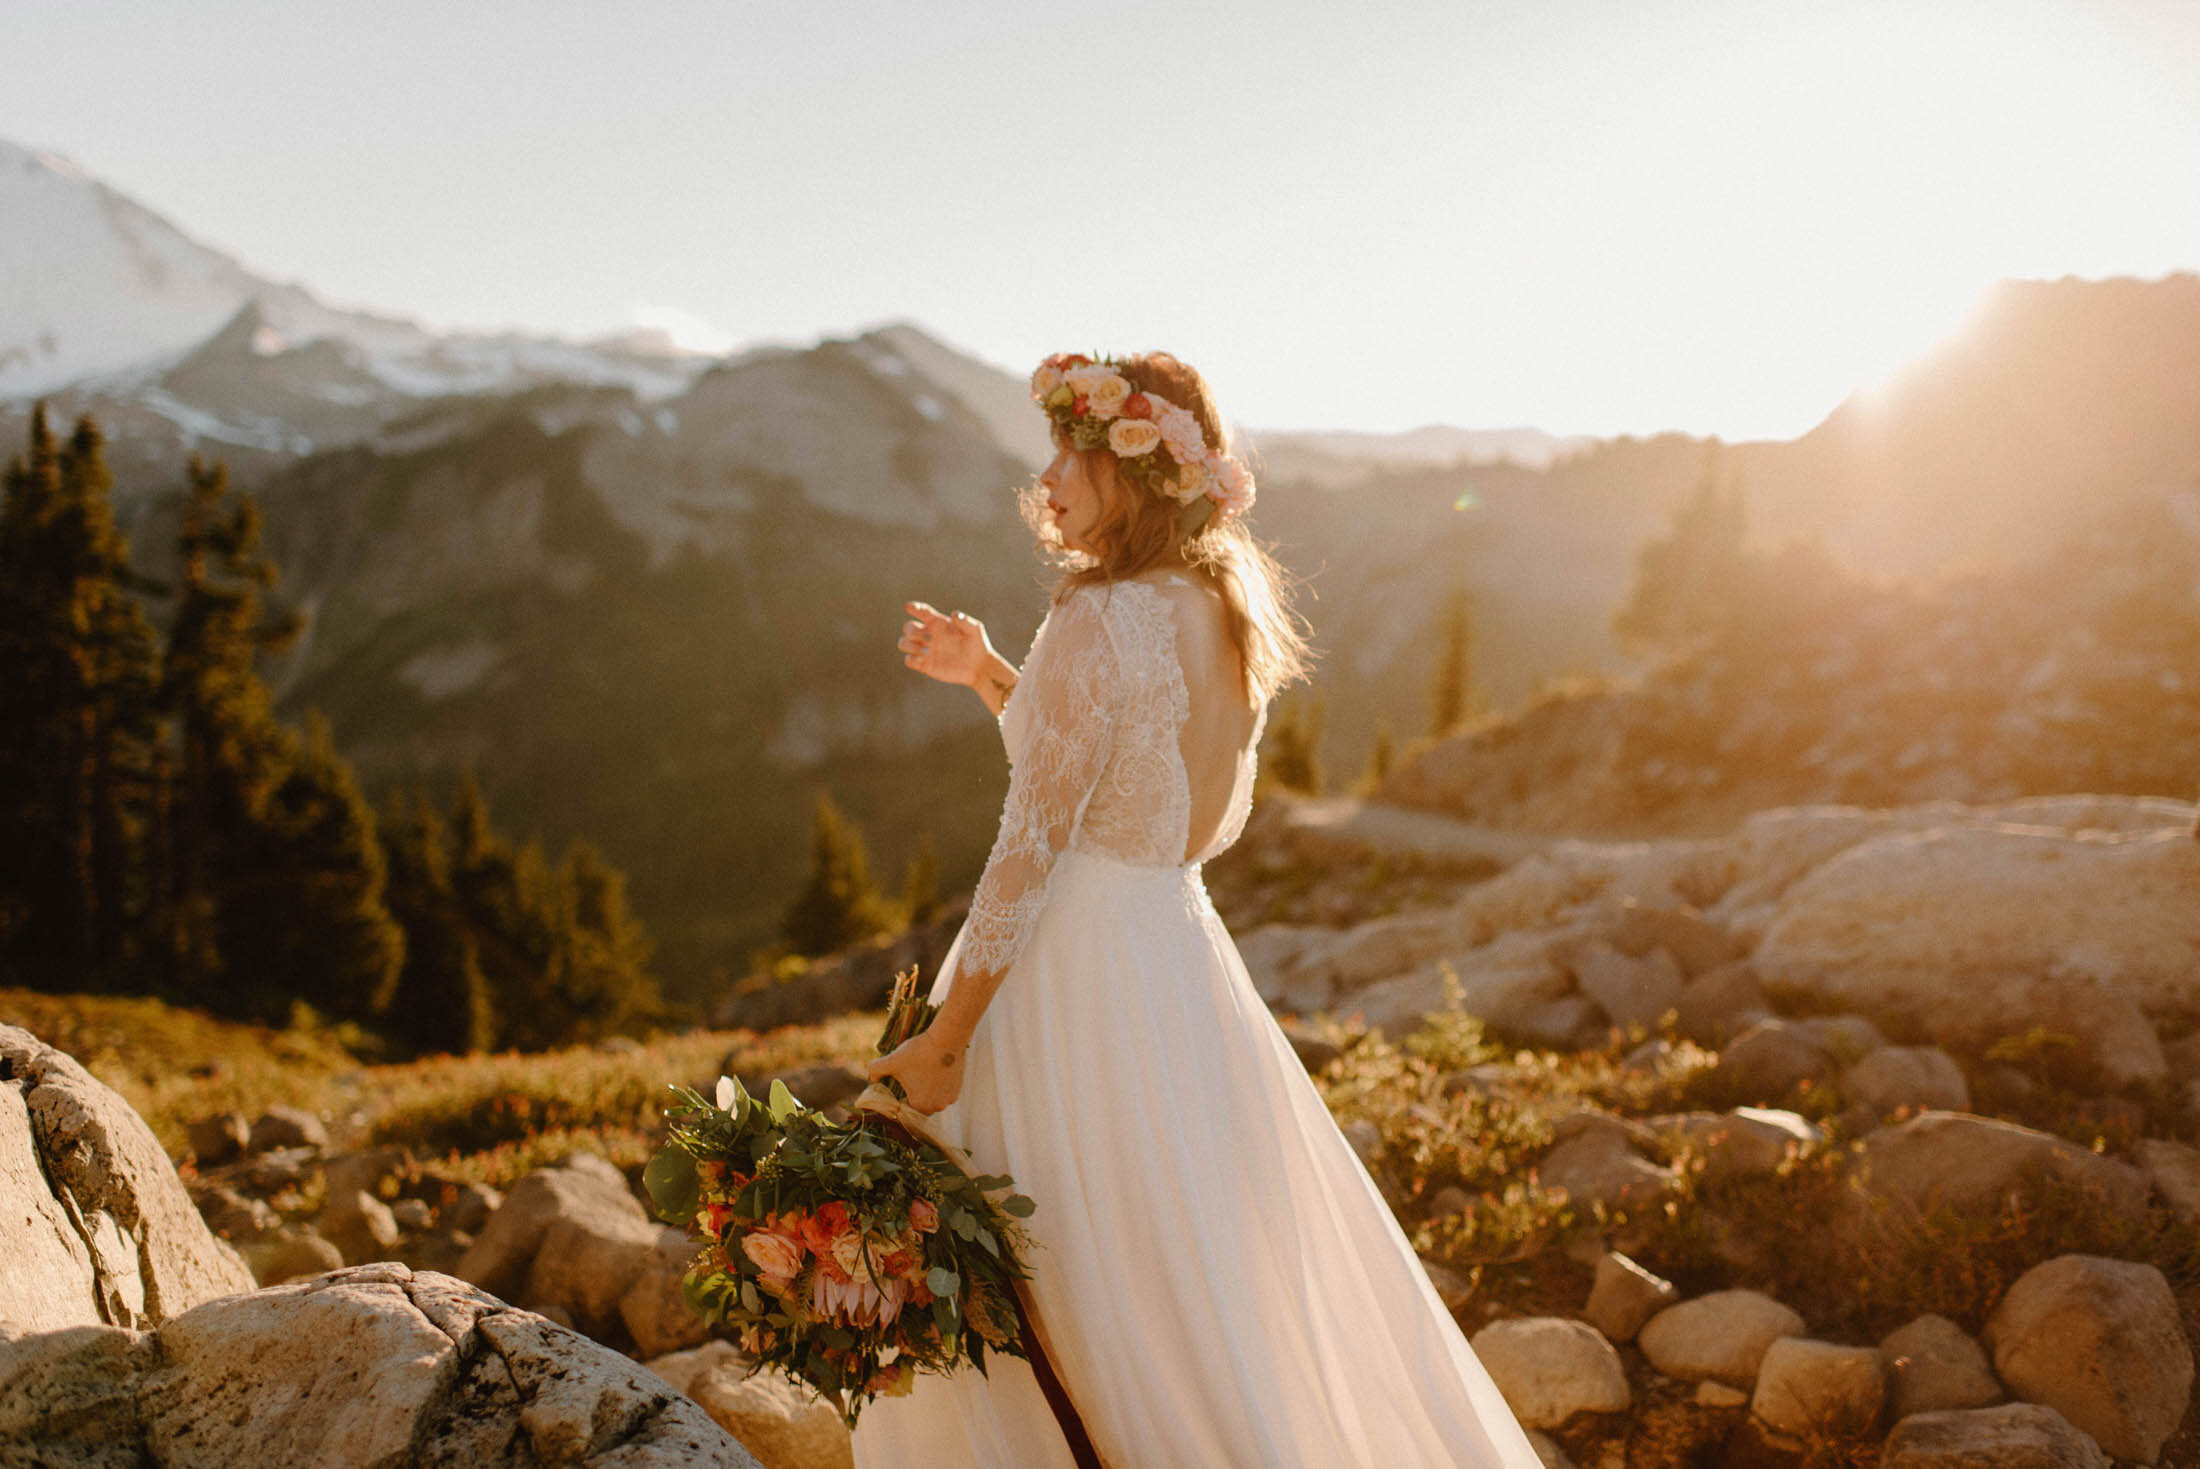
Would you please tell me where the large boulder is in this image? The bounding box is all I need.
[1568,941,1684,1031]
[0,1263,756,1466]
[1750,811,2200,1072]
[1982,1253,2193,1465]
[1343,927,1579,1040]
[1712,1019,1834,1105]
[1846,1112,2150,1220]
[1843,1045,1971,1117]
[620,1226,715,1360]
[0,1024,254,1330]
[458,1153,661,1344]
[1881,1402,2109,1468]
[1467,1317,1630,1428]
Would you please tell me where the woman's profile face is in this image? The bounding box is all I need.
[1040,443,1117,555]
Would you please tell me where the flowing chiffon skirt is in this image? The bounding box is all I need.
[851,849,1541,1468]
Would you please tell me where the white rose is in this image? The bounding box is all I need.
[1109,418,1163,457]
[1030,363,1066,400]
[1082,372,1132,419]
[1062,364,1127,415]
[1171,460,1213,502]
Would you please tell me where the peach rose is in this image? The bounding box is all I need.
[1171,460,1214,503]
[741,1229,802,1280]
[1084,371,1133,418]
[1108,418,1162,457]
[1030,362,1066,399]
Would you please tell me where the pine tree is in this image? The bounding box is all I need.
[154,454,399,1020]
[900,831,940,925]
[552,836,658,1041]
[781,790,892,956]
[0,409,162,985]
[376,788,495,1055]
[1428,588,1475,738]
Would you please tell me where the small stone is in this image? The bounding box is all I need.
[1651,1107,1820,1182]
[1881,1402,2108,1468]
[1792,1014,1887,1062]
[441,1181,503,1236]
[247,1105,328,1154]
[1672,961,1772,1046]
[1469,1317,1630,1427]
[1878,1313,2002,1420]
[1606,902,1746,977]
[1749,1336,1886,1438]
[190,1183,279,1242]
[1715,1019,1835,1105]
[1419,1256,1475,1313]
[240,1227,345,1287]
[320,1190,402,1265]
[324,1145,412,1203]
[390,1198,434,1233]
[1535,1129,1677,1213]
[1843,1044,1971,1116]
[186,1113,250,1166]
[1570,941,1685,1032]
[1581,1251,1676,1343]
[1694,1379,1748,1408]
[1638,1289,1806,1388]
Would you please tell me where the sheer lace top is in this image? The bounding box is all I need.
[960,573,1269,976]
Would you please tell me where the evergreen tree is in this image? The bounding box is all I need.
[1428,588,1475,738]
[900,831,940,925]
[553,836,658,1040]
[155,454,399,1020]
[1613,441,1749,656]
[781,790,892,956]
[0,409,162,984]
[376,788,495,1055]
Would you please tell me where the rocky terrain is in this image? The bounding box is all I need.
[8,789,2196,1465]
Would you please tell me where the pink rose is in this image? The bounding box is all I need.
[908,1197,940,1234]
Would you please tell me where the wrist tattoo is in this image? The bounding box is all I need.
[983,673,1015,704]
[941,1050,958,1067]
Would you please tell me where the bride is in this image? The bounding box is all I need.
[860,352,1539,1467]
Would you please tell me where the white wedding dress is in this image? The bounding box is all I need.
[852,573,1539,1468]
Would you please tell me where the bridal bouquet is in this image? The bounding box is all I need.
[645,970,1038,1428]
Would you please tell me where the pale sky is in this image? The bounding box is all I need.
[8,0,2200,441]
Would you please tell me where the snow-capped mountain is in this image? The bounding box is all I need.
[0,137,706,419]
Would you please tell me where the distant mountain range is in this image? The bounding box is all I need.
[6,134,2197,1001]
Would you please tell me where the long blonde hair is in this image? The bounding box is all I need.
[1018,351,1314,706]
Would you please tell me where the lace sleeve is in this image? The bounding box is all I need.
[959,588,1120,976]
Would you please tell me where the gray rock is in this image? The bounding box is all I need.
[1606,901,1747,978]
[1638,1290,1806,1388]
[1570,941,1685,1032]
[246,1105,328,1154]
[320,1189,401,1265]
[1535,1128,1677,1214]
[1983,1253,2193,1464]
[1650,1107,1820,1182]
[440,1179,503,1236]
[1673,960,1773,1046]
[1325,908,1469,993]
[457,1152,651,1325]
[1844,1045,1971,1117]
[390,1197,434,1233]
[185,1113,250,1166]
[0,1264,758,1466]
[646,1338,852,1469]
[620,1226,715,1360]
[188,1183,279,1243]
[239,1227,347,1287]
[1510,995,1606,1051]
[1879,1313,2002,1420]
[2134,1136,2200,1224]
[1881,1402,2108,1468]
[1749,1336,1885,1438]
[1716,1019,1835,1104]
[1581,1250,1676,1343]
[1793,1013,1888,1063]
[1468,1317,1630,1427]
[0,1025,255,1329]
[1848,1112,2150,1220]
[1694,1379,1748,1408]
[323,1144,411,1203]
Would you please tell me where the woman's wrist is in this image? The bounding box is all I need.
[972,651,1018,709]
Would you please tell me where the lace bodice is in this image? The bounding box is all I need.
[960,575,1268,976]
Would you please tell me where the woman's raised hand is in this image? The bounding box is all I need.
[899,600,990,687]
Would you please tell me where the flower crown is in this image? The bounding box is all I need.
[1029,354,1256,528]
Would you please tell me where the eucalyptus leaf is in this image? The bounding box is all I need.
[926,1266,960,1297]
[768,1078,800,1124]
[1001,1193,1036,1218]
[642,1145,700,1224]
